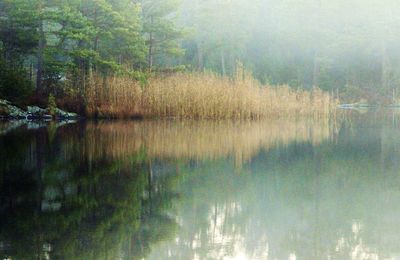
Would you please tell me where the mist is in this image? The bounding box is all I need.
[173,0,400,101]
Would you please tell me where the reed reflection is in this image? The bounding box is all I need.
[83,119,335,167]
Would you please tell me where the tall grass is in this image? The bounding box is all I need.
[83,71,337,119]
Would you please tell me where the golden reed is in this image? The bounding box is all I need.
[83,72,337,119]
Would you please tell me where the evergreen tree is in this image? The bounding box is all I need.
[137,0,184,71]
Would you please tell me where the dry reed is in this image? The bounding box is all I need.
[83,72,337,119]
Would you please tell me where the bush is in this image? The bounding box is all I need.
[0,62,33,104]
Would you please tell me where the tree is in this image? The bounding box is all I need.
[138,0,184,71]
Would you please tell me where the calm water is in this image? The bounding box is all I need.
[1,113,400,260]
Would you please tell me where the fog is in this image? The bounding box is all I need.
[176,0,400,101]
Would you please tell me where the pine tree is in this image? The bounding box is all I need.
[137,0,184,71]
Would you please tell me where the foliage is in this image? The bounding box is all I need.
[138,0,185,70]
[0,0,176,94]
[2,0,400,103]
[0,61,33,104]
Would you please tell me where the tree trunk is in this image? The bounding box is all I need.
[148,16,154,72]
[29,62,33,81]
[36,18,45,93]
[92,6,99,72]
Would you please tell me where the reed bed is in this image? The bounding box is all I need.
[84,75,143,118]
[83,72,337,119]
[76,119,336,167]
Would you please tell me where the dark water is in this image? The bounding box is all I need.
[1,113,400,260]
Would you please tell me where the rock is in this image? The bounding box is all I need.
[26,106,52,120]
[0,99,79,120]
[0,100,27,118]
[54,108,78,119]
[0,99,11,105]
[26,114,53,120]
[7,104,27,118]
[27,106,48,116]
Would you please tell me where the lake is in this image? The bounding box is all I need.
[1,112,400,259]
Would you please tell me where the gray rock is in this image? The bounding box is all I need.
[27,106,52,120]
[54,108,78,119]
[0,99,11,105]
[0,100,27,118]
[26,115,53,120]
[27,106,48,116]
[8,104,27,118]
[0,99,79,120]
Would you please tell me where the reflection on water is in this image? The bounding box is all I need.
[1,114,400,259]
[83,119,335,167]
[0,121,178,259]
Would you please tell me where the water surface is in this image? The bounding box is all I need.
[1,113,400,259]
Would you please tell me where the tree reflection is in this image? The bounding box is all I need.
[0,124,178,259]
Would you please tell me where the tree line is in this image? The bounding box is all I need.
[2,0,400,103]
[0,0,184,101]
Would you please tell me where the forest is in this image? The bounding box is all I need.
[1,0,400,118]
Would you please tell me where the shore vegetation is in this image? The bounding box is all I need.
[82,70,336,119]
[0,0,340,119]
